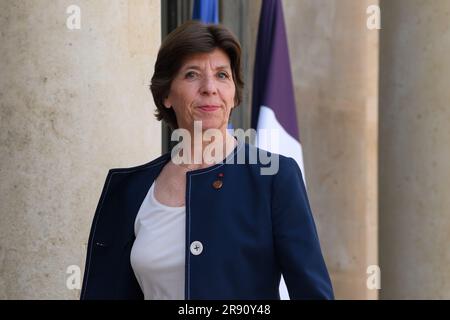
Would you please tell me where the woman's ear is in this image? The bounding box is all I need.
[163,97,171,109]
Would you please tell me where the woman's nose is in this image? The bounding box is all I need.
[200,75,217,95]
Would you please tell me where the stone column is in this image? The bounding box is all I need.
[0,0,161,299]
[283,0,380,299]
[379,0,450,299]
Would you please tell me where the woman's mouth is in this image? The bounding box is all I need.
[198,105,220,112]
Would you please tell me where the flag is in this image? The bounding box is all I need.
[192,0,219,24]
[251,0,306,300]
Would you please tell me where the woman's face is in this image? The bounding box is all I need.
[164,48,236,133]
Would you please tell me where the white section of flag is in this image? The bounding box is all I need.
[255,106,306,184]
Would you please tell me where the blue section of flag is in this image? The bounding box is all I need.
[192,0,219,23]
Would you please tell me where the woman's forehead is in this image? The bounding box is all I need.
[180,49,231,69]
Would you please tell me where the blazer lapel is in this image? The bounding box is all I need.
[118,152,172,247]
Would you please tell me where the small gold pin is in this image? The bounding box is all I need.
[212,180,223,189]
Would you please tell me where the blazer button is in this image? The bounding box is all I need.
[212,180,223,189]
[190,241,203,255]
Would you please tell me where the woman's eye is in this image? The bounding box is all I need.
[218,72,229,79]
[185,71,197,79]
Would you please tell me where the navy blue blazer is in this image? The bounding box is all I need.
[80,140,334,300]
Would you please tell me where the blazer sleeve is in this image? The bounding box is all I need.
[271,156,334,299]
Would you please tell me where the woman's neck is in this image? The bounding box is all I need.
[171,130,237,171]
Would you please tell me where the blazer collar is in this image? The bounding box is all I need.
[120,138,244,243]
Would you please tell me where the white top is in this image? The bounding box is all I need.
[130,181,186,300]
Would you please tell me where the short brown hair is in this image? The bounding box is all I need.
[150,20,244,129]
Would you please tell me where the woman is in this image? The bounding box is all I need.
[80,21,334,300]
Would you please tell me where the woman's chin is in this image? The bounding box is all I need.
[193,118,225,132]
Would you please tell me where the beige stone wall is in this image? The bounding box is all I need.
[282,0,380,299]
[0,0,161,299]
[379,0,450,299]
